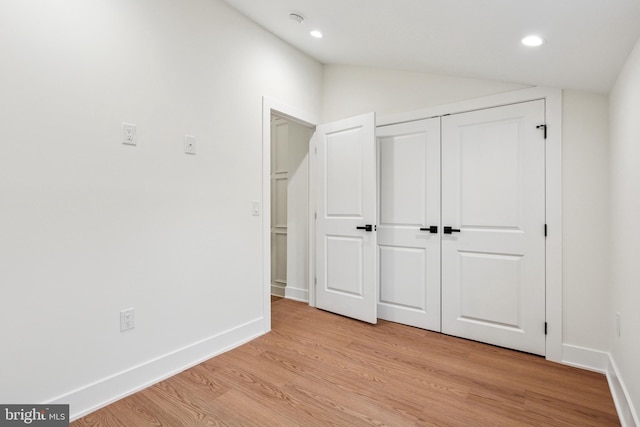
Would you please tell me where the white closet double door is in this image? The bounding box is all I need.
[314,100,546,356]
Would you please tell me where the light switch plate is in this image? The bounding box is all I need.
[184,135,196,155]
[252,201,261,216]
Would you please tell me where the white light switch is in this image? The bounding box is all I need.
[252,201,261,216]
[184,135,196,155]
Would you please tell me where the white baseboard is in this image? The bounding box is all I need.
[561,344,638,427]
[561,344,609,373]
[607,356,639,427]
[53,317,266,422]
[271,283,286,297]
[285,286,309,302]
[271,283,308,302]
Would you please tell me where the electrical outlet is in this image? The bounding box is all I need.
[184,134,196,155]
[120,308,135,332]
[616,312,621,337]
[122,123,137,146]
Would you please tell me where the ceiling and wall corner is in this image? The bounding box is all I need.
[222,0,640,93]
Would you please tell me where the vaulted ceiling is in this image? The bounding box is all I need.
[222,0,640,93]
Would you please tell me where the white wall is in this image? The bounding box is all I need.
[561,90,610,350]
[0,0,322,418]
[323,65,527,122]
[610,36,640,420]
[286,121,313,302]
[322,65,612,356]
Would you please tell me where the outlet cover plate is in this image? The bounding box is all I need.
[122,123,137,146]
[120,308,135,332]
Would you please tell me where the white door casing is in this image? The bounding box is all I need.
[313,113,377,324]
[376,118,441,331]
[441,100,546,355]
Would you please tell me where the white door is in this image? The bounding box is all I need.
[376,118,441,331]
[441,100,546,355]
[314,113,377,324]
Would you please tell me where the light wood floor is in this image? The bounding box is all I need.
[72,299,619,426]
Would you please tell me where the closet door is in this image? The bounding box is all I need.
[377,118,441,331]
[314,113,377,324]
[441,100,546,355]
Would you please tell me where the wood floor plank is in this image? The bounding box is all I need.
[72,299,619,426]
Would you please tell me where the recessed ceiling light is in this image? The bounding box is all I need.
[522,35,544,47]
[310,30,323,39]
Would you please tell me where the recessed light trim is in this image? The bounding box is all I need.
[310,30,323,39]
[522,35,544,47]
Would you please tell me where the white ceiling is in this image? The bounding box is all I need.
[221,0,640,93]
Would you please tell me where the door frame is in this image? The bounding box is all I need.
[262,86,562,363]
[262,96,319,332]
[378,86,562,363]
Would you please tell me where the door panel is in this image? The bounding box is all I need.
[379,246,426,310]
[379,132,427,225]
[458,251,522,327]
[460,122,521,227]
[442,100,546,355]
[376,118,441,331]
[315,113,377,324]
[326,129,364,216]
[326,236,363,296]
[272,232,287,286]
[273,177,288,227]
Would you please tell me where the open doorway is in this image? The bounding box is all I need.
[269,114,314,302]
[261,97,319,332]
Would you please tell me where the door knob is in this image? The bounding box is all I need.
[443,226,461,234]
[420,226,438,233]
[356,224,373,232]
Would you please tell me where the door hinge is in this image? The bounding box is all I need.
[314,146,318,155]
[545,322,548,335]
[536,124,547,139]
[544,224,548,237]
[314,277,317,286]
[314,211,317,220]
